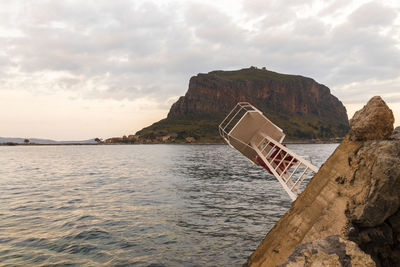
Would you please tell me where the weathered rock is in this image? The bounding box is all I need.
[348,140,400,227]
[279,235,375,267]
[245,96,400,267]
[389,126,400,140]
[185,136,196,143]
[168,68,348,122]
[135,67,349,143]
[349,96,394,141]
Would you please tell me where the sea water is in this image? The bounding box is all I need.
[0,144,337,266]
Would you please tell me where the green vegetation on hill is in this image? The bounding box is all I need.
[266,113,349,140]
[135,113,348,144]
[136,117,222,143]
[209,67,304,82]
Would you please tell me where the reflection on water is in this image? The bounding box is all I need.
[0,144,337,266]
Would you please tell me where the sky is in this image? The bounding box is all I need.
[0,0,399,140]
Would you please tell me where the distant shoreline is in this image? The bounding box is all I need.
[0,139,342,146]
[0,143,99,146]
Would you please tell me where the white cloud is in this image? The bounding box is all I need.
[1,0,400,139]
[349,1,397,28]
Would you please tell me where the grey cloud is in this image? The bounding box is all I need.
[317,0,351,17]
[349,1,398,28]
[184,2,247,45]
[294,18,327,37]
[243,1,400,93]
[334,82,400,104]
[1,0,400,106]
[326,17,400,83]
[241,0,274,16]
[9,1,183,76]
[242,0,306,17]
[260,10,296,29]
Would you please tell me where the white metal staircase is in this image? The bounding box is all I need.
[219,102,318,201]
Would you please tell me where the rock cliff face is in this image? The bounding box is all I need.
[136,67,349,143]
[169,68,347,124]
[245,96,399,267]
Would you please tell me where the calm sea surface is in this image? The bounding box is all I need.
[0,144,337,266]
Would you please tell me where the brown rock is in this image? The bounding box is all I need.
[105,137,123,143]
[349,96,394,141]
[168,69,348,124]
[279,235,375,267]
[161,135,171,142]
[185,137,196,143]
[245,97,399,267]
[389,126,400,140]
[348,140,400,227]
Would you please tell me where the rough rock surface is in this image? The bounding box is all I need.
[245,96,400,267]
[168,68,347,122]
[389,126,400,140]
[349,96,394,141]
[279,235,375,267]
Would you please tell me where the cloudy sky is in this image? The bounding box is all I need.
[1,0,399,140]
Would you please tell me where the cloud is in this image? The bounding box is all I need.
[185,2,247,45]
[236,1,400,102]
[0,0,399,107]
[349,1,398,28]
[1,0,400,139]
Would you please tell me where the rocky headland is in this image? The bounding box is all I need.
[245,96,400,267]
[107,67,349,144]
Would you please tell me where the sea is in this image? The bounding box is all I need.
[0,144,338,266]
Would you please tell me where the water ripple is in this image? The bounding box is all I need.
[0,144,337,266]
